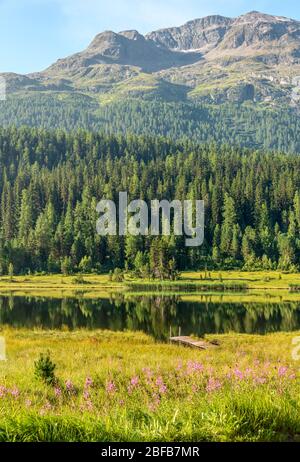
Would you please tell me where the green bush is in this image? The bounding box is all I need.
[34,352,56,386]
[112,268,125,282]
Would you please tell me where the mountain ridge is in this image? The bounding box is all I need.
[2,10,300,134]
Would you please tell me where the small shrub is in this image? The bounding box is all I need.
[78,256,93,273]
[72,275,89,285]
[34,351,56,386]
[112,268,125,282]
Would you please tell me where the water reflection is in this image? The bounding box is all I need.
[0,294,300,340]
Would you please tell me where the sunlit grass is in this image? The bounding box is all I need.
[0,271,299,298]
[0,328,299,441]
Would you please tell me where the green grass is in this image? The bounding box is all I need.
[0,328,299,442]
[0,270,298,295]
[126,281,249,292]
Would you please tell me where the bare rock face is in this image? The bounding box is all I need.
[218,11,300,55]
[147,11,300,65]
[146,15,233,51]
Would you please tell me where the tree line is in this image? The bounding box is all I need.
[0,126,300,276]
[1,95,300,153]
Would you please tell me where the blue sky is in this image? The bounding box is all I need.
[1,0,300,74]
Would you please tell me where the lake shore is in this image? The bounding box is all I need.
[0,271,300,297]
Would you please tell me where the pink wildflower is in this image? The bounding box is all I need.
[83,389,90,400]
[106,381,117,394]
[85,400,93,411]
[10,387,20,398]
[54,387,62,397]
[187,361,204,374]
[234,369,244,380]
[142,368,153,377]
[206,378,222,393]
[85,377,93,388]
[155,376,164,386]
[65,379,74,392]
[159,384,167,394]
[130,376,139,387]
[278,366,288,377]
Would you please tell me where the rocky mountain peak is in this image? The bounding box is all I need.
[119,30,144,41]
[146,14,232,51]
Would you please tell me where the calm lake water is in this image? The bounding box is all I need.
[1,294,300,340]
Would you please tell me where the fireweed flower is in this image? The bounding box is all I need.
[155,376,167,394]
[85,400,93,411]
[65,379,74,392]
[278,366,288,377]
[234,369,244,380]
[186,361,204,375]
[149,392,161,411]
[130,376,139,387]
[54,387,62,397]
[206,378,222,393]
[159,384,167,394]
[10,387,20,398]
[83,389,90,400]
[85,377,93,388]
[155,376,164,386]
[142,368,153,377]
[106,381,117,394]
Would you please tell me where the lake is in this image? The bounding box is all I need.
[1,293,300,340]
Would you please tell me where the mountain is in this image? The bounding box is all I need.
[45,30,202,74]
[1,11,300,152]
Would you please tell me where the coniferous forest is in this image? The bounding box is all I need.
[1,97,300,153]
[0,126,300,275]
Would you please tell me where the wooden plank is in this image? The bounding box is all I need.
[170,336,219,350]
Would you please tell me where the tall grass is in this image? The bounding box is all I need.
[0,328,299,442]
[126,281,249,292]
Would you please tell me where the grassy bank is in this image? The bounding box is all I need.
[0,271,300,296]
[0,328,299,442]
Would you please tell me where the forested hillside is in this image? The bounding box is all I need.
[0,127,300,275]
[1,97,300,153]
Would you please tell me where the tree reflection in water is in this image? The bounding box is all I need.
[0,294,300,340]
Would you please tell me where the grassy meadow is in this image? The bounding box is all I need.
[0,328,300,442]
[0,270,300,298]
